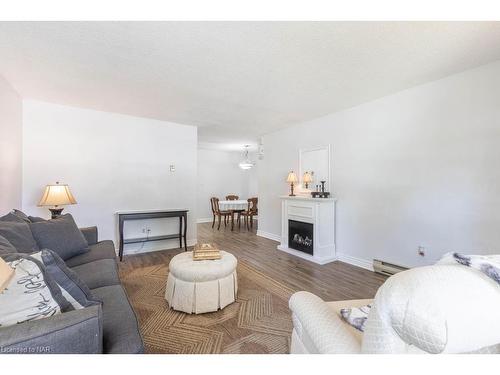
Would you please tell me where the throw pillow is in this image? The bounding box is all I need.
[29,214,89,261]
[0,253,73,327]
[30,249,101,309]
[0,235,17,255]
[438,252,500,286]
[12,209,31,223]
[28,216,47,223]
[0,212,27,223]
[0,221,40,253]
[340,304,372,332]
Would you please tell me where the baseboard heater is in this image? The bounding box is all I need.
[373,259,408,276]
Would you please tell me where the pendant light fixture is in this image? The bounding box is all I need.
[238,145,255,170]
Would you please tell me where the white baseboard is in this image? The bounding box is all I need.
[197,217,213,223]
[337,252,374,271]
[256,230,281,242]
[277,245,337,265]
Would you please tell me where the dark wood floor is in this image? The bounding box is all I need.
[119,220,387,301]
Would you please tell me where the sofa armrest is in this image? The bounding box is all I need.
[80,226,98,245]
[0,305,102,354]
[289,291,361,354]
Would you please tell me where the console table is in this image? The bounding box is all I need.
[116,209,188,261]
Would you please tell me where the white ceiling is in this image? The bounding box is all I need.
[1,22,500,146]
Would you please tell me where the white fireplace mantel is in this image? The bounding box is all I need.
[277,195,336,265]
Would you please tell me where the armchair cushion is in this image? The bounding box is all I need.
[362,265,500,354]
[289,291,368,354]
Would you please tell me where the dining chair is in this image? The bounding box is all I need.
[240,197,258,229]
[210,197,231,230]
[225,195,239,201]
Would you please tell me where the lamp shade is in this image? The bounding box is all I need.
[303,171,313,184]
[286,171,298,183]
[38,183,77,207]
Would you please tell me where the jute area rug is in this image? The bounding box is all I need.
[120,260,297,354]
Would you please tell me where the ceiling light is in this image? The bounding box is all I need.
[239,145,255,170]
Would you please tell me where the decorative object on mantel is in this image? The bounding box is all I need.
[38,182,77,219]
[0,257,15,293]
[302,171,313,189]
[286,171,298,196]
[238,145,255,170]
[193,243,221,260]
[311,180,330,198]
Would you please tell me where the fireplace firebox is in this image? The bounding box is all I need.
[288,220,313,255]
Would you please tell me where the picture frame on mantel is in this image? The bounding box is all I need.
[298,145,331,194]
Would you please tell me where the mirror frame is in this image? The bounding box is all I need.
[298,145,331,190]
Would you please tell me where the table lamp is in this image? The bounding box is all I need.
[0,258,14,293]
[303,171,313,189]
[38,182,77,219]
[286,171,298,196]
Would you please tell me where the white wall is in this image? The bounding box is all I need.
[0,75,22,213]
[22,100,198,255]
[197,148,258,221]
[259,61,500,268]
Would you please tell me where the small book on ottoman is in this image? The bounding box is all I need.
[193,243,221,260]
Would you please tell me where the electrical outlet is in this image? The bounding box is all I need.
[142,228,147,233]
[417,246,425,257]
[146,228,151,233]
[169,165,175,172]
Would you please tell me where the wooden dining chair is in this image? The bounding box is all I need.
[225,195,239,201]
[210,197,231,230]
[240,197,258,229]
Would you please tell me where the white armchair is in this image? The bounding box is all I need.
[289,263,500,354]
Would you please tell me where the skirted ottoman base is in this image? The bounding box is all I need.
[165,251,238,314]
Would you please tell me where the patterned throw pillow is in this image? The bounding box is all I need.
[0,253,73,328]
[340,304,372,332]
[30,249,102,310]
[438,252,500,286]
[30,249,101,309]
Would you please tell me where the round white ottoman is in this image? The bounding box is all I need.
[165,251,238,314]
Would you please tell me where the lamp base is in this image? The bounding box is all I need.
[289,183,296,197]
[49,208,64,219]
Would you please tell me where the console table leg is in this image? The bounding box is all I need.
[183,213,188,251]
[179,216,183,249]
[118,216,124,262]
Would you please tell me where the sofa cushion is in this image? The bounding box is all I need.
[0,235,17,255]
[71,259,120,289]
[0,221,39,253]
[91,285,144,354]
[64,240,116,267]
[31,249,102,308]
[29,214,89,260]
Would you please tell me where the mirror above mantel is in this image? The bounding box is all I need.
[298,145,331,194]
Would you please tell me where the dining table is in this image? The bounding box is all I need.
[218,199,248,230]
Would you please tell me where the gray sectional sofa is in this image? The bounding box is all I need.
[0,222,144,354]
